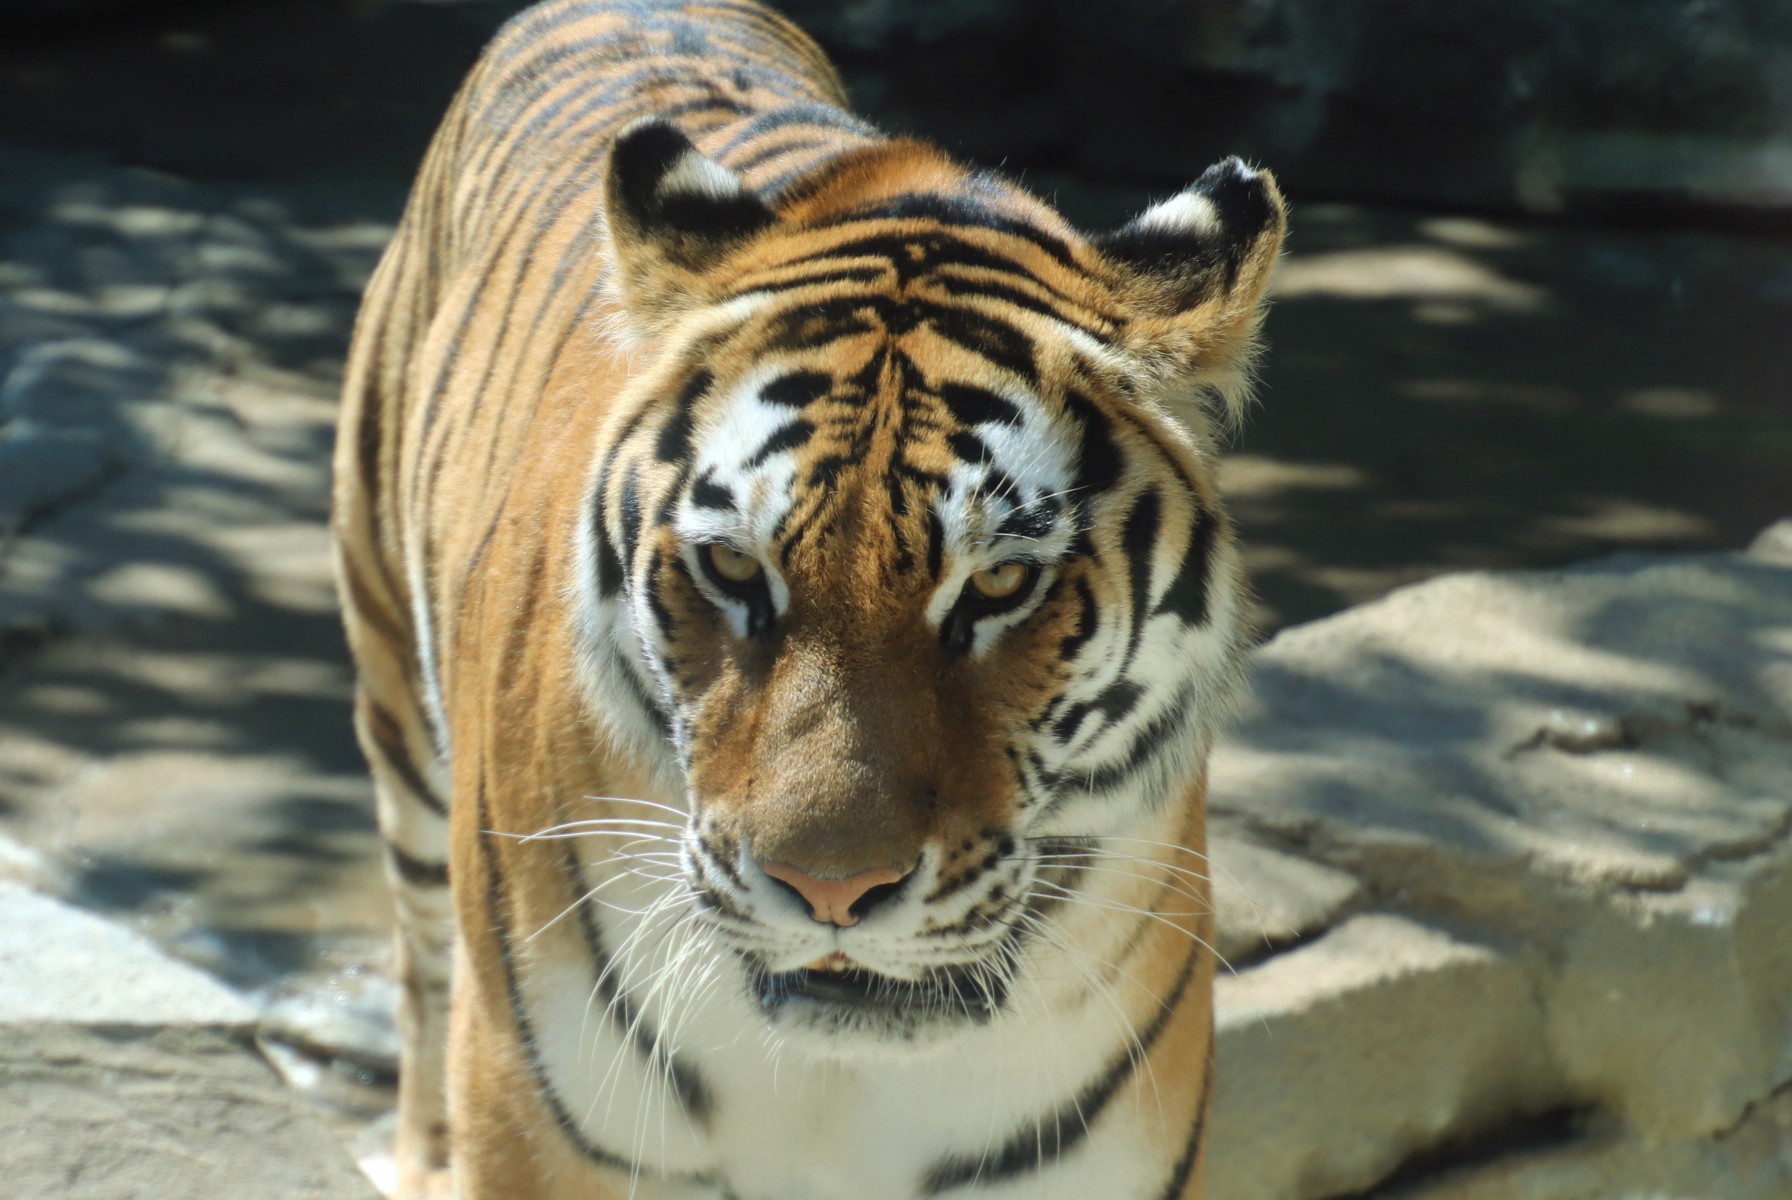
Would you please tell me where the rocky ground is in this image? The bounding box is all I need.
[1,2,1790,1195]
[1205,528,1792,1198]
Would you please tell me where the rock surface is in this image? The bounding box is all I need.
[0,878,378,1199]
[0,1024,381,1200]
[0,879,256,1026]
[1204,535,1792,1198]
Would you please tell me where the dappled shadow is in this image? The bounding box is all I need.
[0,150,398,982]
[1228,204,1792,630]
[1213,549,1792,889]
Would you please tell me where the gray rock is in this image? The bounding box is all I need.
[1206,548,1792,1196]
[0,425,119,530]
[1208,833,1362,965]
[259,969,400,1078]
[0,880,255,1027]
[0,1024,380,1200]
[0,829,60,891]
[1750,517,1792,565]
[0,883,377,1197]
[0,337,159,428]
[1211,915,1557,1200]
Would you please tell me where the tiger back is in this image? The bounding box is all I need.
[332,2,1284,1197]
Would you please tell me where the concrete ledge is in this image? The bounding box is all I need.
[1211,916,1557,1200]
[1205,538,1792,1198]
[0,877,376,1199]
[0,879,256,1026]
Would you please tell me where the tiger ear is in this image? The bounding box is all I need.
[605,119,777,326]
[1094,157,1286,427]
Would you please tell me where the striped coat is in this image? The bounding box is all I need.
[333,2,1283,1197]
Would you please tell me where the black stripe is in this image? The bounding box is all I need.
[713,101,875,159]
[927,307,1037,384]
[920,944,1202,1194]
[619,470,644,566]
[996,500,1057,541]
[609,645,674,741]
[1155,1040,1215,1200]
[746,418,814,465]
[1156,506,1217,626]
[1058,576,1098,661]
[1121,489,1162,658]
[726,265,885,297]
[1063,390,1123,499]
[765,296,880,350]
[815,192,1080,270]
[1050,679,1144,745]
[341,565,409,655]
[493,544,547,695]
[690,473,736,511]
[760,370,833,407]
[387,843,449,887]
[475,786,708,1181]
[593,486,625,597]
[946,430,992,465]
[933,273,1113,343]
[655,369,714,463]
[365,699,447,817]
[1075,683,1198,797]
[558,839,715,1124]
[645,547,679,645]
[939,382,1020,427]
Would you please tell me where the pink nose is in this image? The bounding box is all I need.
[761,862,908,926]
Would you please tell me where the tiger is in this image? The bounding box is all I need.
[331,1,1284,1197]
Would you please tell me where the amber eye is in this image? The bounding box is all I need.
[707,543,763,584]
[968,561,1029,601]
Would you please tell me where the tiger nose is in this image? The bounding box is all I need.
[761,861,910,926]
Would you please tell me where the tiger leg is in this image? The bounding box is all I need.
[355,689,456,1200]
[447,826,649,1200]
[1151,908,1218,1200]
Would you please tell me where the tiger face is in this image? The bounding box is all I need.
[577,121,1282,1049]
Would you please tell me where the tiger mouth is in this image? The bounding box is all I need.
[749,953,1007,1021]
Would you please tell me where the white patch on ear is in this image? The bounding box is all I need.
[656,149,747,203]
[1131,189,1221,237]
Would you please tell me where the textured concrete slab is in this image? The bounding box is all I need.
[0,1023,380,1200]
[0,881,376,1198]
[1210,916,1557,1200]
[1205,541,1792,1196]
[0,879,255,1027]
[1209,833,1364,965]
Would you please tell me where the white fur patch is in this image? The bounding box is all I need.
[656,150,748,203]
[1131,189,1221,237]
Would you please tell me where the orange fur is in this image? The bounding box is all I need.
[335,2,1281,1196]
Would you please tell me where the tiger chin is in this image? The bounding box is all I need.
[332,1,1284,1197]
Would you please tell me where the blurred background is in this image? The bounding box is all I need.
[0,0,1788,1183]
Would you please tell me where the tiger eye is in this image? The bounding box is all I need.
[707,543,763,583]
[968,561,1028,601]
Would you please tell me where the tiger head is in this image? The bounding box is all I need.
[577,120,1283,1049]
